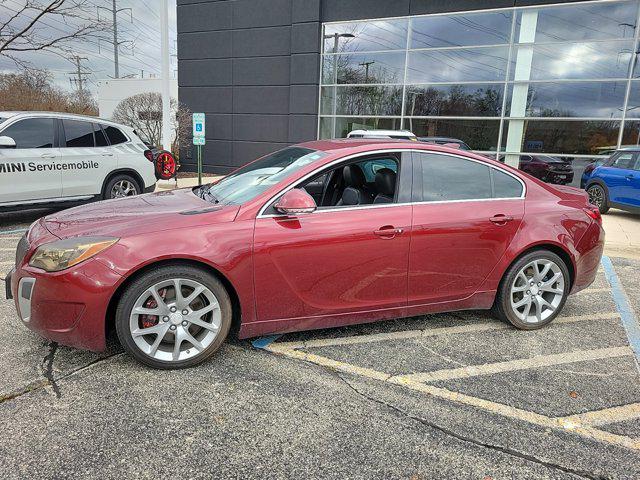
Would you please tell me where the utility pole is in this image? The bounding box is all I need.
[359,61,375,82]
[68,55,90,95]
[97,0,133,78]
[160,0,172,152]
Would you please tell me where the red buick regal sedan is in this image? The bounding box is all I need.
[6,140,605,369]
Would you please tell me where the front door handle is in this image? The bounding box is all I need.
[626,174,634,180]
[490,214,514,225]
[374,226,403,239]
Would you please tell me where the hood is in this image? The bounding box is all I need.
[43,188,240,239]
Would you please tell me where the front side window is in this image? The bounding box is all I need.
[0,118,54,148]
[612,152,637,169]
[63,120,95,148]
[200,147,327,205]
[416,153,522,201]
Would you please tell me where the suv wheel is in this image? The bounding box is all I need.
[492,250,570,330]
[115,265,232,369]
[104,174,140,200]
[587,183,610,214]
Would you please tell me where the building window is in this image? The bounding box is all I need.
[319,0,640,186]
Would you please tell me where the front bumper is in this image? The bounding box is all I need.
[9,259,123,351]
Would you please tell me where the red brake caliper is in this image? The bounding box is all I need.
[140,288,166,328]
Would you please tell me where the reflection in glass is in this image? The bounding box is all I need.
[321,86,403,116]
[322,52,406,85]
[625,81,640,116]
[319,117,333,139]
[411,11,512,48]
[334,117,402,138]
[506,81,627,118]
[405,84,503,117]
[511,41,634,81]
[407,47,509,83]
[323,19,408,53]
[621,121,640,146]
[408,119,500,150]
[502,120,621,154]
[516,1,638,43]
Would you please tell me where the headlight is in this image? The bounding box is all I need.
[29,237,118,272]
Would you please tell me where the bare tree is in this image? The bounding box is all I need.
[0,68,97,114]
[0,0,107,68]
[112,92,191,154]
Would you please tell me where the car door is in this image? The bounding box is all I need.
[0,117,62,204]
[60,119,113,197]
[252,152,413,323]
[409,152,525,305]
[597,151,637,205]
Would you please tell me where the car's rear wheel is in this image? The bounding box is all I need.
[104,174,140,200]
[115,265,232,369]
[587,183,610,214]
[492,250,570,330]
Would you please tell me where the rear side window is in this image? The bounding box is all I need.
[63,120,95,147]
[1,118,54,148]
[418,153,492,202]
[103,125,128,145]
[492,169,523,198]
[93,124,109,147]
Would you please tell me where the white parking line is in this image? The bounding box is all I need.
[0,248,16,252]
[559,402,640,428]
[269,312,621,351]
[266,346,640,451]
[394,346,632,383]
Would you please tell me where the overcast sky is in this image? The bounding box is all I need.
[0,0,178,93]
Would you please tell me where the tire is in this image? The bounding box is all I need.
[586,183,610,214]
[104,174,141,200]
[115,264,232,369]
[492,250,570,330]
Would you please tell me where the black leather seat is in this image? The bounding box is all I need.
[373,168,396,204]
[338,164,370,206]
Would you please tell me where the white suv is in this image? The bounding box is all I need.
[0,112,156,210]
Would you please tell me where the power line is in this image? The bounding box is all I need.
[68,55,91,94]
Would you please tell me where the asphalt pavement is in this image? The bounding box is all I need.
[1,208,640,479]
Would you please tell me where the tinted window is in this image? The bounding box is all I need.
[63,120,94,147]
[612,152,636,169]
[1,118,54,148]
[103,125,128,145]
[93,124,109,147]
[492,169,523,198]
[419,154,492,201]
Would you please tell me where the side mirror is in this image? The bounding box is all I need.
[274,189,317,215]
[0,136,16,149]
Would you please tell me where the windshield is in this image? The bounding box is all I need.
[197,147,327,205]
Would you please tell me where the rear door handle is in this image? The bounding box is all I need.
[40,153,56,159]
[490,214,514,225]
[102,153,114,157]
[374,226,403,238]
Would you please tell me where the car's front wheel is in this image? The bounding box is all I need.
[492,250,570,330]
[115,264,232,369]
[587,183,610,214]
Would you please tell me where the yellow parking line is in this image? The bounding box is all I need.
[394,346,632,383]
[271,312,621,350]
[265,346,640,451]
[558,403,640,428]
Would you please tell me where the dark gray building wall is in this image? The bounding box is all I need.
[177,0,583,173]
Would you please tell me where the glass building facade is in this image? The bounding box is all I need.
[319,0,640,184]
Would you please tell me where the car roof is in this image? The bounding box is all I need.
[0,111,127,128]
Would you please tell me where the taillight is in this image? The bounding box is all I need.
[584,206,602,224]
[144,150,154,162]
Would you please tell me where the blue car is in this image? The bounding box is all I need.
[585,148,640,214]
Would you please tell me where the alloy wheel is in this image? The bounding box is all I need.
[111,180,138,198]
[587,185,604,208]
[510,259,565,324]
[129,278,221,362]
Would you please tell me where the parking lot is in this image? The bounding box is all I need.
[1,209,640,479]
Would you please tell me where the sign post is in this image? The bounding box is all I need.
[192,113,206,186]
